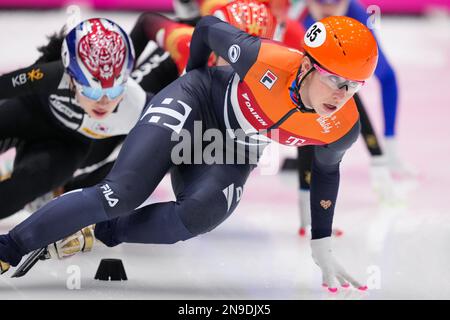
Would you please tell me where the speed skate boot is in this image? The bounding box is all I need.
[48,225,95,259]
[0,260,10,274]
[11,225,96,278]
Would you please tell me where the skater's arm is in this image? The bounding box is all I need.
[186,15,261,79]
[310,120,360,239]
[0,61,63,99]
[130,12,180,58]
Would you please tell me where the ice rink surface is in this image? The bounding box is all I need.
[0,9,449,299]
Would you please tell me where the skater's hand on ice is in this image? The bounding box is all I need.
[310,237,367,293]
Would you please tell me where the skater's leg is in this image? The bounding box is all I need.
[0,99,33,156]
[0,140,88,219]
[0,76,205,266]
[63,136,125,191]
[95,163,253,246]
[64,162,115,191]
[0,99,34,144]
[297,146,314,235]
[297,146,314,191]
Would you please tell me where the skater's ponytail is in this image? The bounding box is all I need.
[35,27,66,64]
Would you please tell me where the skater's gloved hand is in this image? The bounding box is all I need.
[310,237,367,293]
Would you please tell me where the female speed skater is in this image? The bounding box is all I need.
[174,0,398,238]
[0,15,378,292]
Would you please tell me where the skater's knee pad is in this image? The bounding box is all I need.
[176,198,230,236]
[94,219,121,248]
[96,170,152,218]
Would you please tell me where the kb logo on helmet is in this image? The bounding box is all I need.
[228,44,241,63]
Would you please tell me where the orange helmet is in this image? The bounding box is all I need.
[302,16,378,81]
[214,0,277,39]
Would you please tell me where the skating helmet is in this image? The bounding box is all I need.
[214,0,277,39]
[62,18,135,99]
[302,16,378,82]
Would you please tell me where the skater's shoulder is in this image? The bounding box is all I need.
[120,78,148,110]
[246,40,303,81]
[258,40,303,67]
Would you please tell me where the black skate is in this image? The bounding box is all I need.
[10,226,95,278]
[11,247,50,278]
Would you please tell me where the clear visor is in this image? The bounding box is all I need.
[74,81,126,101]
[314,63,364,94]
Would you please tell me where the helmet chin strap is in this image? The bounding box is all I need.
[290,66,317,114]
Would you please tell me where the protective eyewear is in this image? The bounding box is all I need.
[74,81,126,101]
[313,63,364,94]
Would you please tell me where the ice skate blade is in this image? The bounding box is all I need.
[11,247,48,278]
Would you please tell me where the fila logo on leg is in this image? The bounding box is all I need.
[260,70,278,90]
[100,184,119,208]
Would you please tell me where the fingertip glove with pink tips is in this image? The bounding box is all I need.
[311,237,368,292]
